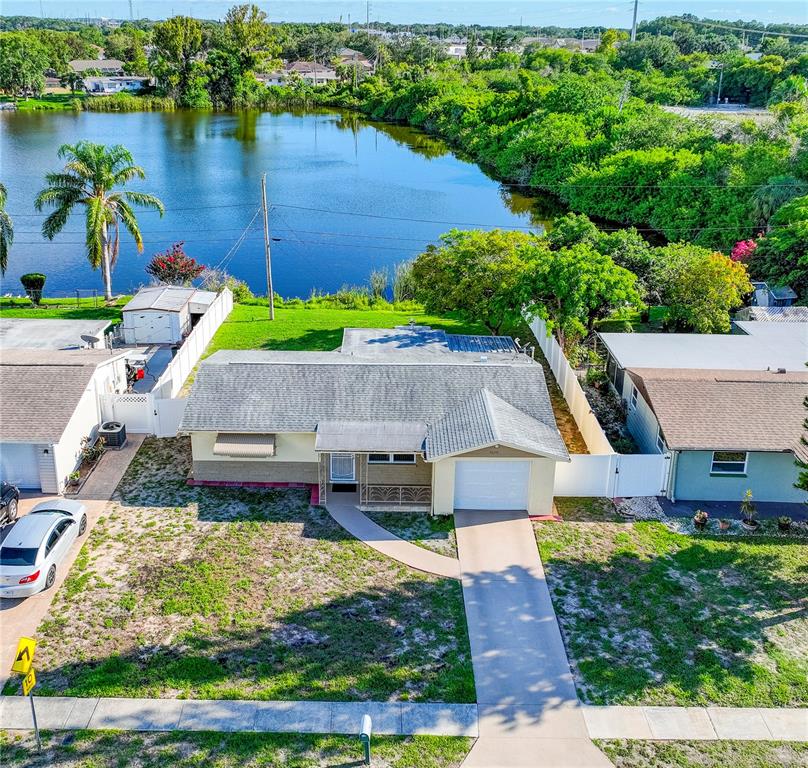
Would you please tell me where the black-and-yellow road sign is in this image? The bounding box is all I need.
[22,668,36,697]
[11,637,36,675]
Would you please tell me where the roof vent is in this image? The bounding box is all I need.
[479,354,488,363]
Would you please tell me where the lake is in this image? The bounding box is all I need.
[0,109,552,298]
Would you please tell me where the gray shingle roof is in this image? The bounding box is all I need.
[426,389,568,460]
[0,350,120,443]
[180,351,567,461]
[340,326,518,356]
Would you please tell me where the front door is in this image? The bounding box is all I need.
[330,453,355,482]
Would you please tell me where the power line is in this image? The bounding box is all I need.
[673,18,808,40]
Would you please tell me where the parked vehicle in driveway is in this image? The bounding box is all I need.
[0,483,20,526]
[0,499,87,598]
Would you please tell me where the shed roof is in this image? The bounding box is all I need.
[0,318,110,349]
[626,367,808,460]
[0,349,123,444]
[123,287,215,313]
[180,350,568,462]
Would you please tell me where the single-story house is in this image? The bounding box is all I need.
[623,368,807,504]
[336,47,374,71]
[84,76,151,94]
[179,340,569,515]
[68,58,124,75]
[0,318,110,349]
[121,286,217,345]
[0,349,128,492]
[749,281,798,308]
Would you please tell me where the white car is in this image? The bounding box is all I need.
[0,499,88,599]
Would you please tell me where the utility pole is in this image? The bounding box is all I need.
[618,80,631,112]
[261,174,275,320]
[630,0,639,42]
[313,44,318,85]
[716,63,724,104]
[366,0,370,33]
[129,0,134,19]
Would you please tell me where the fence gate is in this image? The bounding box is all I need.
[155,398,187,438]
[101,393,155,434]
[612,454,670,498]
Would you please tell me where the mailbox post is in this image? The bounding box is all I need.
[359,714,372,765]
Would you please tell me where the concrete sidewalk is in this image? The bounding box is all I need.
[326,492,461,579]
[454,509,613,767]
[0,435,145,690]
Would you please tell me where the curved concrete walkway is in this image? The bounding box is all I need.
[325,492,461,579]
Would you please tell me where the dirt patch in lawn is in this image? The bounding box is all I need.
[363,511,458,558]
[598,740,808,768]
[534,507,808,707]
[29,437,474,703]
[0,730,474,768]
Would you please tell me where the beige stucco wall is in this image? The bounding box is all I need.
[190,431,318,463]
[431,453,557,516]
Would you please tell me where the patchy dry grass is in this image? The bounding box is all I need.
[0,730,474,768]
[535,503,808,707]
[598,740,808,768]
[28,438,474,703]
[363,511,458,558]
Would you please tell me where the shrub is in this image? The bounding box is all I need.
[392,260,417,303]
[146,242,205,286]
[368,267,389,299]
[20,273,46,304]
[199,268,254,302]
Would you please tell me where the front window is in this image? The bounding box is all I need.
[629,385,638,410]
[367,453,416,464]
[711,451,748,475]
[0,547,38,566]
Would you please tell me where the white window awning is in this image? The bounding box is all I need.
[213,433,276,458]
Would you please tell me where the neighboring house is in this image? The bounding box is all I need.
[335,47,374,71]
[258,61,338,86]
[121,286,217,345]
[340,325,519,356]
[68,58,124,75]
[749,281,798,308]
[180,328,569,515]
[0,318,110,349]
[0,350,128,492]
[83,76,151,94]
[624,368,807,504]
[598,322,808,504]
[519,36,600,53]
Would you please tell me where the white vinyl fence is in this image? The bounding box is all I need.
[152,288,233,399]
[528,315,670,498]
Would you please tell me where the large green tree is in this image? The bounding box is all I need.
[150,15,208,107]
[412,229,535,335]
[0,182,13,275]
[35,142,164,302]
[0,32,49,98]
[751,175,808,232]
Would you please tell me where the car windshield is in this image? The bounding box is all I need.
[0,547,38,566]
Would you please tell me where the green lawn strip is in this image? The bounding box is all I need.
[205,303,487,356]
[0,94,84,111]
[363,511,458,559]
[535,512,808,707]
[0,730,473,768]
[596,740,808,768]
[0,296,128,321]
[33,437,475,704]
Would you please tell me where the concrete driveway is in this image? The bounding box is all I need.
[455,509,612,768]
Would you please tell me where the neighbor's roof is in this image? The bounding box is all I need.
[0,349,124,444]
[314,420,428,453]
[69,58,123,71]
[426,389,569,461]
[180,350,568,462]
[600,321,807,372]
[626,367,808,460]
[340,326,519,357]
[742,306,808,323]
[0,318,110,349]
[123,287,216,313]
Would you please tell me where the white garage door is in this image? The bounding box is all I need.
[0,443,41,489]
[454,460,530,511]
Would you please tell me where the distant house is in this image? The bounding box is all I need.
[83,76,151,95]
[0,349,128,492]
[598,322,808,504]
[180,326,568,515]
[69,58,124,75]
[257,61,338,86]
[336,47,374,71]
[749,281,798,308]
[519,36,600,53]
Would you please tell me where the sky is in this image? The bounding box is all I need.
[3,0,807,27]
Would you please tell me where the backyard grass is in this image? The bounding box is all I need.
[598,740,808,768]
[26,437,474,703]
[363,511,457,558]
[0,94,83,111]
[535,500,808,707]
[0,296,128,321]
[0,730,473,768]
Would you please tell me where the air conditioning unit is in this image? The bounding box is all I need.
[99,421,127,449]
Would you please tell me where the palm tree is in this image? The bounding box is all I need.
[35,142,164,301]
[0,182,12,275]
[751,175,808,233]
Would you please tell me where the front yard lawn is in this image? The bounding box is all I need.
[598,740,808,768]
[28,438,474,703]
[363,511,457,558]
[0,730,473,768]
[536,500,808,707]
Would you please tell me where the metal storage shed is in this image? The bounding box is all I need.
[121,287,217,345]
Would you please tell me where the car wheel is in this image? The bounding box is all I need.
[78,514,87,536]
[45,565,56,591]
[5,499,17,523]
